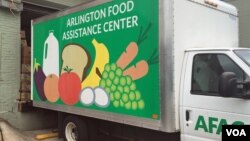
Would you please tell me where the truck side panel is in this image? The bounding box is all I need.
[32,0,164,131]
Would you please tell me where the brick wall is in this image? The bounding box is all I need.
[0,0,89,131]
[0,8,57,130]
[0,8,21,127]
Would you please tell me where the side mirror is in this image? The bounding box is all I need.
[219,72,237,97]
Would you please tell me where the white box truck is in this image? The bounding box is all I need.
[31,0,250,140]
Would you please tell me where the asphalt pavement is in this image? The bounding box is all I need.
[0,118,124,141]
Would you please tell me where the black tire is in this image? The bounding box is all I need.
[63,116,88,141]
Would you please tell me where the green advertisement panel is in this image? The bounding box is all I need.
[32,0,159,120]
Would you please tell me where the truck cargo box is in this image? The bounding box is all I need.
[32,0,238,133]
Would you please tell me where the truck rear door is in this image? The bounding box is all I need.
[180,50,250,141]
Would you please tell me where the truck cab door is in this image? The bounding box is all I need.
[180,51,250,141]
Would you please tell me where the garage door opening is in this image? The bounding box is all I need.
[19,1,62,111]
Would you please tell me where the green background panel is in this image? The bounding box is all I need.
[33,0,160,119]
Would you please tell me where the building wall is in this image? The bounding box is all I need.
[0,0,92,130]
[0,8,21,127]
[227,0,250,47]
[0,7,57,130]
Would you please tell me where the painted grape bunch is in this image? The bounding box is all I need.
[99,63,145,110]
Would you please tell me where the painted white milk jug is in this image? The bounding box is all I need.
[43,30,59,76]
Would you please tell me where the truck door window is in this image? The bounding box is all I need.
[191,54,245,96]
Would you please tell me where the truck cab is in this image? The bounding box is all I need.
[181,48,250,140]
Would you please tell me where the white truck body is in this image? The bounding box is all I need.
[32,0,250,141]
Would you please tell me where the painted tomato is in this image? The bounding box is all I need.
[44,74,60,102]
[59,70,81,105]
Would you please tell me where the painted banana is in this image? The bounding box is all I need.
[81,39,109,88]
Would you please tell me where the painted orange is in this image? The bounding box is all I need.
[44,74,60,102]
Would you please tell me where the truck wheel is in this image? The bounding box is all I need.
[63,116,88,141]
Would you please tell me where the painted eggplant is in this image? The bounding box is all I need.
[34,61,47,101]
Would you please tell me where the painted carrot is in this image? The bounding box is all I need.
[116,42,138,69]
[123,60,149,80]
